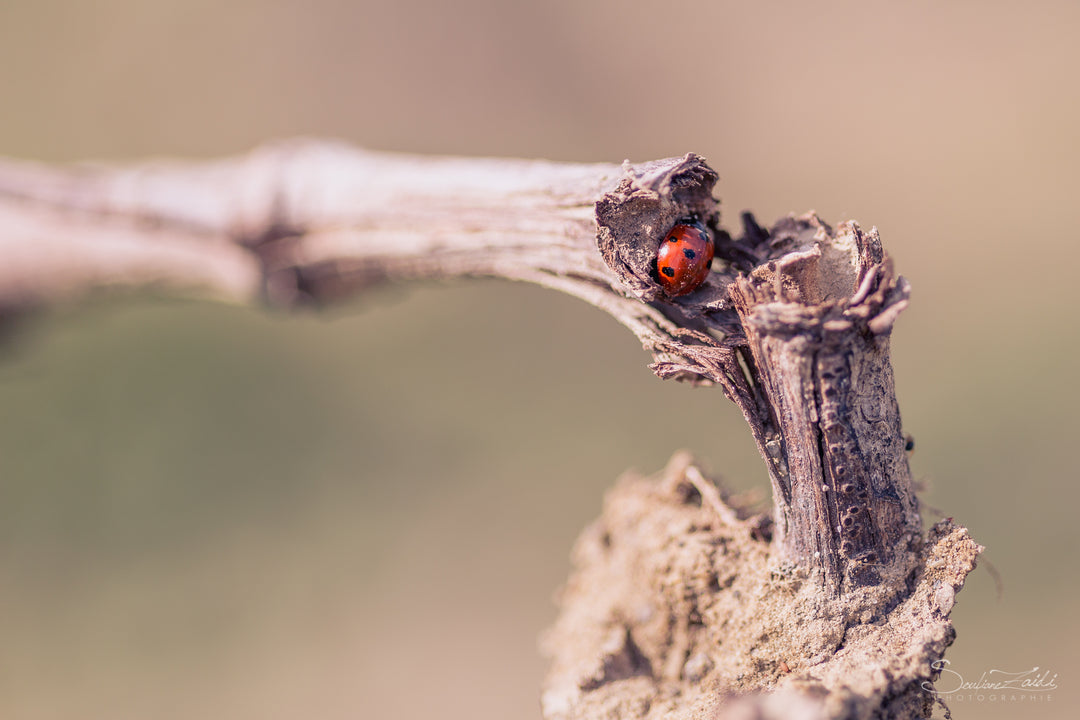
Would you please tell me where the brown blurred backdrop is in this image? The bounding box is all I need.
[0,1,1077,718]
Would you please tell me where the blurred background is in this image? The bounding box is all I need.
[0,1,1076,718]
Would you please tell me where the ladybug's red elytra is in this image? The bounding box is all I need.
[655,221,714,296]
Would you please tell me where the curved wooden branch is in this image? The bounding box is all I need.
[0,140,924,587]
[0,141,692,374]
[0,141,977,719]
[0,142,764,452]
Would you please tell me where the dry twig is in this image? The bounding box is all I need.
[0,140,980,719]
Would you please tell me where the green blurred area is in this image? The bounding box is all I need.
[1,1,1078,718]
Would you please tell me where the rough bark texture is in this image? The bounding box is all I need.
[0,141,981,719]
[728,222,920,592]
[591,167,920,594]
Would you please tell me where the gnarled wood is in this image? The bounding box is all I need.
[0,140,928,590]
[0,141,975,718]
[727,221,920,591]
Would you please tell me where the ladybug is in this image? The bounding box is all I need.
[654,221,714,296]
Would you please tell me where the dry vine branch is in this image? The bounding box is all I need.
[0,140,980,719]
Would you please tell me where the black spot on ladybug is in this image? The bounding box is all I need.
[661,266,676,278]
[668,236,679,243]
[683,248,696,260]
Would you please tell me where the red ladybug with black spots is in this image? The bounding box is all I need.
[654,219,714,296]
